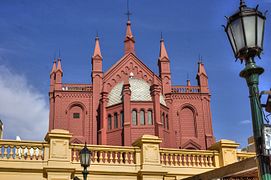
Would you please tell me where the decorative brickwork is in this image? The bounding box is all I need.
[48,20,215,149]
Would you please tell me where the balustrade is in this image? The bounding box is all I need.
[62,84,92,91]
[160,149,217,168]
[71,144,138,165]
[0,140,45,160]
[171,86,200,93]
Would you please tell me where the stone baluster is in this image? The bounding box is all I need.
[174,154,178,166]
[24,147,29,160]
[104,151,108,164]
[93,151,98,163]
[195,155,200,166]
[120,152,124,164]
[99,151,104,163]
[169,154,173,166]
[160,152,164,165]
[29,147,34,160]
[191,154,195,166]
[3,145,8,159]
[72,149,77,162]
[200,155,205,167]
[35,147,40,160]
[114,151,118,164]
[109,151,113,164]
[187,154,191,166]
[204,155,208,167]
[9,145,14,159]
[124,152,129,164]
[130,152,134,164]
[165,153,169,165]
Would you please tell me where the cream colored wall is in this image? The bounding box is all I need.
[0,129,255,180]
[0,172,45,180]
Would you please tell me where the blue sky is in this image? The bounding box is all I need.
[0,0,271,148]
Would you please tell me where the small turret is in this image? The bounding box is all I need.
[124,20,135,55]
[92,35,103,75]
[158,35,171,94]
[196,61,209,93]
[55,58,63,90]
[50,61,57,92]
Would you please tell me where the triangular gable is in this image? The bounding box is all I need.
[182,139,201,150]
[103,52,161,91]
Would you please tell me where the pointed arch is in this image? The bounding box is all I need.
[179,103,198,138]
[66,102,87,137]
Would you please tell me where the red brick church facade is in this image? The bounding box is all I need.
[48,20,215,149]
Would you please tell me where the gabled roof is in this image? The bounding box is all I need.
[103,52,160,83]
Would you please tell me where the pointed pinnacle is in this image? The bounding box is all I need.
[159,37,169,60]
[93,35,102,58]
[126,20,133,38]
[56,58,63,73]
[197,62,207,76]
[50,61,57,74]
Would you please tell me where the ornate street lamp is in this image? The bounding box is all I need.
[224,0,271,179]
[79,143,91,180]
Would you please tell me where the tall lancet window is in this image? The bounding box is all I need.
[148,110,153,125]
[108,115,112,130]
[161,113,165,128]
[166,114,169,130]
[132,110,137,125]
[140,110,145,125]
[114,113,118,128]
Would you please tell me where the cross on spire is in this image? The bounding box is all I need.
[125,0,132,21]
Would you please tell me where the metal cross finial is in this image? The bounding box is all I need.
[125,0,132,21]
[95,31,99,40]
[160,32,163,40]
[198,54,202,63]
[240,0,246,8]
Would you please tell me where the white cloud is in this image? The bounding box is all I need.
[240,120,251,125]
[0,65,48,140]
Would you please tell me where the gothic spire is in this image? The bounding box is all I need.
[50,60,57,75]
[124,20,135,54]
[159,35,169,60]
[56,58,63,74]
[93,35,102,58]
[197,61,207,77]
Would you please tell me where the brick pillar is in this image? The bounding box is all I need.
[100,91,108,144]
[49,93,55,130]
[151,83,163,138]
[165,93,173,148]
[123,79,131,146]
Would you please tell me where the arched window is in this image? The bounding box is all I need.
[132,110,137,125]
[108,115,112,130]
[161,113,165,128]
[147,110,153,125]
[120,111,124,127]
[166,114,169,130]
[114,113,118,128]
[140,110,145,125]
[180,107,196,137]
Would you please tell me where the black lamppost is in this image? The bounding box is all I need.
[79,143,91,180]
[224,0,271,179]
